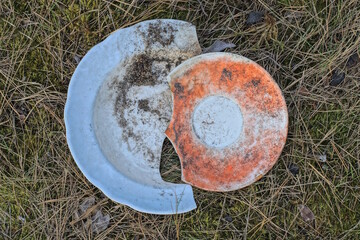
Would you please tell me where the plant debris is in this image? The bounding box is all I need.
[74,197,110,234]
[246,11,264,25]
[288,163,299,176]
[91,210,110,234]
[79,197,95,214]
[330,70,345,86]
[346,52,359,68]
[202,40,236,53]
[298,204,315,223]
[224,215,233,222]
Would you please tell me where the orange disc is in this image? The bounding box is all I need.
[166,53,288,191]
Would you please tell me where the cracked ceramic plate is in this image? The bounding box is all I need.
[166,53,288,191]
[65,19,201,214]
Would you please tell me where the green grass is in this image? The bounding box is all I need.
[1,0,359,239]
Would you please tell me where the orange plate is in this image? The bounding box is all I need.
[166,53,288,191]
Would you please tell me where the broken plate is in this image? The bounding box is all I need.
[166,53,288,191]
[65,20,201,214]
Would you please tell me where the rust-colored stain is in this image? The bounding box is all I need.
[166,53,288,191]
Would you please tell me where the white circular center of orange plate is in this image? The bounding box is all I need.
[192,95,243,148]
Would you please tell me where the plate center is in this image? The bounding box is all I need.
[192,95,243,148]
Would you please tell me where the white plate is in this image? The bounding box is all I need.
[65,19,201,214]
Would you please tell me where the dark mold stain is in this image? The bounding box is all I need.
[108,21,198,166]
[181,160,188,169]
[174,82,184,93]
[172,120,180,145]
[111,52,172,163]
[138,99,150,112]
[123,54,159,87]
[114,52,173,128]
[151,109,160,116]
[111,50,192,165]
[202,120,215,125]
[165,62,172,71]
[144,21,177,47]
[251,79,261,87]
[220,68,232,82]
[175,56,186,67]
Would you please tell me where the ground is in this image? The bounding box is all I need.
[1,0,359,239]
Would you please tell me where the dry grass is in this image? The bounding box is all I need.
[1,0,360,239]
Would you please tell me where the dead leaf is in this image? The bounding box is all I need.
[298,204,315,222]
[298,86,309,95]
[79,197,95,214]
[288,163,299,176]
[224,215,233,222]
[91,210,110,234]
[71,198,108,225]
[203,40,236,53]
[246,11,264,25]
[330,70,345,86]
[346,52,359,68]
